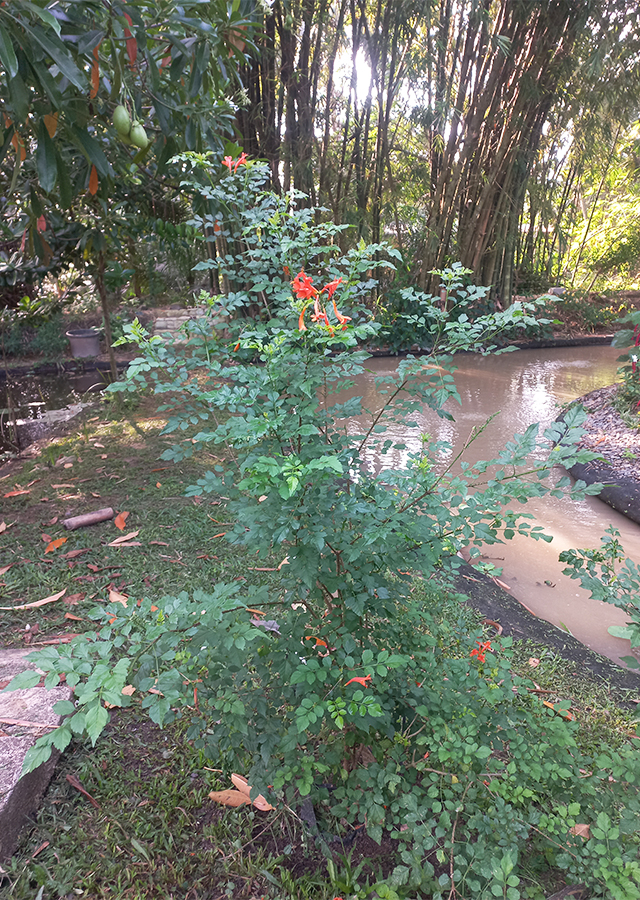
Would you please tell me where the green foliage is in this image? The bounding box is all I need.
[8,171,640,899]
[611,309,640,417]
[375,263,554,352]
[560,526,640,669]
[178,153,396,319]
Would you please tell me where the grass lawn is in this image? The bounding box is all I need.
[1,390,639,900]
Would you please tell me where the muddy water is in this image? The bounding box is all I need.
[0,371,111,453]
[348,346,640,666]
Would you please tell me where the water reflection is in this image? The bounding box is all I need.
[347,346,639,665]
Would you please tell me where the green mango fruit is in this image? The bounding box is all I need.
[130,122,149,149]
[113,105,131,136]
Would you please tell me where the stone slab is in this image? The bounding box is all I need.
[0,648,71,861]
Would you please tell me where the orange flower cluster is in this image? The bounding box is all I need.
[470,640,493,663]
[293,270,351,333]
[222,152,248,173]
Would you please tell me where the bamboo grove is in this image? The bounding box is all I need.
[235,0,640,299]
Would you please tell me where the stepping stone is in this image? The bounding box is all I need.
[0,647,71,861]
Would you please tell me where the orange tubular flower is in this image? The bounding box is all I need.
[233,151,248,172]
[345,674,372,687]
[292,271,318,300]
[470,640,493,663]
[332,299,352,327]
[222,155,234,171]
[323,277,343,298]
[298,308,308,332]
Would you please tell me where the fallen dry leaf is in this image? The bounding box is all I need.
[61,549,90,560]
[156,482,161,488]
[4,489,30,498]
[45,537,68,553]
[87,564,100,572]
[122,684,135,696]
[208,789,250,808]
[100,454,108,459]
[0,589,66,611]
[570,823,591,839]
[41,533,52,543]
[108,530,140,547]
[93,442,105,448]
[114,511,130,531]
[63,593,85,606]
[46,516,59,526]
[108,589,128,607]
[230,773,275,811]
[0,565,13,576]
[31,840,50,859]
[51,484,75,489]
[528,658,541,668]
[0,521,9,533]
[64,613,83,621]
[66,774,99,809]
[149,540,169,546]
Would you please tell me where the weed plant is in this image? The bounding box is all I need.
[7,157,640,900]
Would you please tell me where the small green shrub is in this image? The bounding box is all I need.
[8,155,639,900]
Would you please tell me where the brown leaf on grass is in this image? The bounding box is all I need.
[0,565,13,576]
[0,521,10,533]
[4,490,30,498]
[93,442,105,448]
[208,789,250,808]
[528,657,541,668]
[63,593,85,606]
[31,840,50,859]
[61,549,90,559]
[108,589,128,607]
[52,484,75,489]
[114,511,130,531]
[46,516,59,526]
[149,540,169,546]
[41,533,52,543]
[0,589,66,611]
[230,773,275,811]
[66,774,100,809]
[121,684,135,696]
[64,613,83,621]
[45,537,68,553]
[87,563,100,572]
[107,531,140,547]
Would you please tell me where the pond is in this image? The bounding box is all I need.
[0,369,113,454]
[348,345,639,666]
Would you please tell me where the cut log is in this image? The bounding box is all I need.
[62,508,114,531]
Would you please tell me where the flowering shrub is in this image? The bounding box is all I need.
[8,158,640,899]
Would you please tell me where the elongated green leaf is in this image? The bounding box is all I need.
[8,73,29,121]
[36,117,58,192]
[55,147,73,208]
[0,125,14,167]
[74,126,113,178]
[22,22,85,90]
[0,23,18,79]
[21,1,61,35]
[24,51,64,107]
